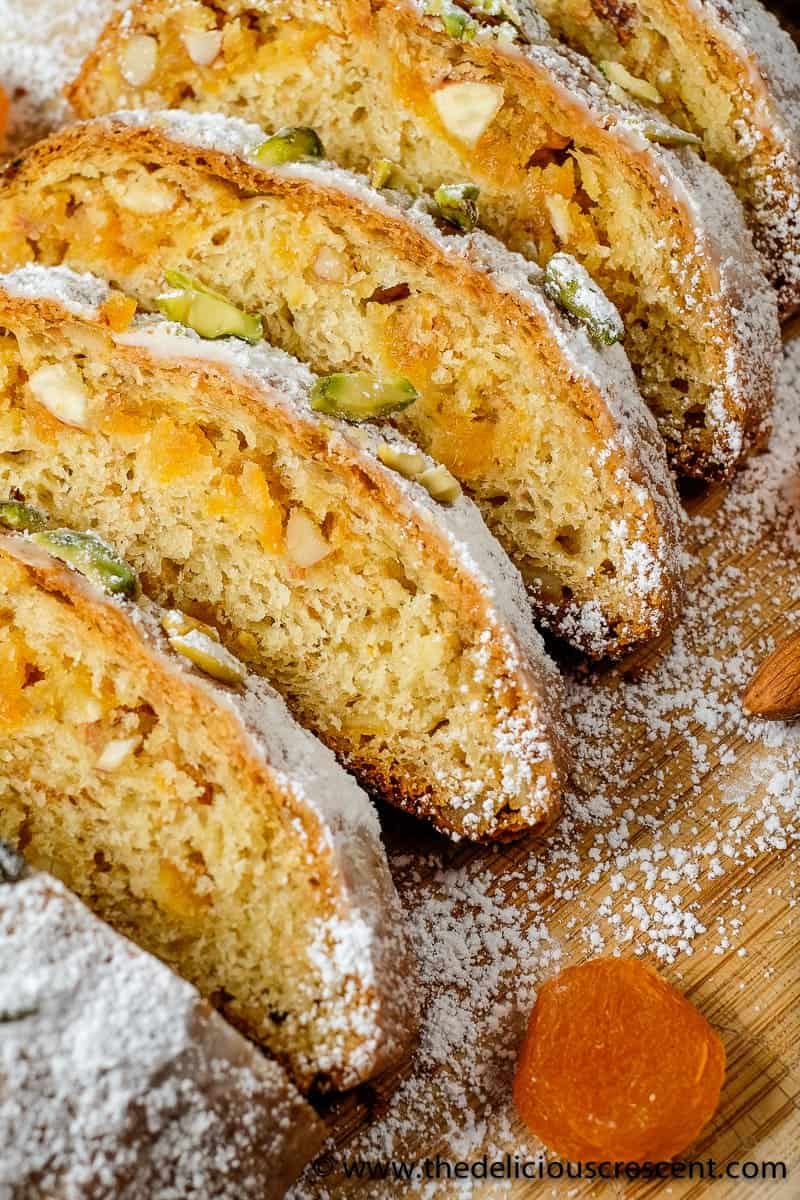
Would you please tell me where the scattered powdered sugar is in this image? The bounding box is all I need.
[0,871,323,1199]
[0,0,126,151]
[291,333,800,1195]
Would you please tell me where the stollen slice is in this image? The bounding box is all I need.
[65,0,781,477]
[0,264,565,841]
[533,0,800,318]
[0,851,325,1197]
[0,115,684,656]
[0,522,416,1091]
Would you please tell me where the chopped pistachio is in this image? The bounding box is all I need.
[417,463,462,505]
[543,252,624,346]
[168,627,246,686]
[254,126,325,165]
[161,609,221,643]
[423,0,478,39]
[310,372,419,421]
[377,442,428,480]
[637,120,702,148]
[0,840,25,884]
[377,443,461,505]
[157,270,263,343]
[0,499,48,533]
[434,182,480,232]
[600,60,662,105]
[30,529,139,598]
[370,158,395,189]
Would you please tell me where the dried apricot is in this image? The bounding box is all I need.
[513,958,725,1162]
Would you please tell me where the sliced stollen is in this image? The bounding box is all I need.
[0,850,325,1198]
[0,522,417,1091]
[66,1,781,478]
[0,115,684,656]
[533,0,800,318]
[0,265,565,841]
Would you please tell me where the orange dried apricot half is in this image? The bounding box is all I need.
[513,958,725,1162]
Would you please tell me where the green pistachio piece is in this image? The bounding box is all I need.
[377,443,461,505]
[369,158,395,189]
[377,442,428,479]
[157,270,263,343]
[30,529,139,598]
[310,373,419,422]
[543,252,624,346]
[0,499,48,533]
[161,609,221,644]
[417,463,462,505]
[424,0,478,38]
[434,182,480,232]
[0,840,26,883]
[167,627,246,687]
[638,120,702,148]
[254,126,325,165]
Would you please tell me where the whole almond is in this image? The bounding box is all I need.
[742,630,800,719]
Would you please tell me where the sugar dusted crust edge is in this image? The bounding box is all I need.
[0,266,567,840]
[65,0,780,477]
[0,116,685,656]
[0,869,326,1198]
[0,529,419,1089]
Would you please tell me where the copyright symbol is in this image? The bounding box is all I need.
[313,1153,336,1178]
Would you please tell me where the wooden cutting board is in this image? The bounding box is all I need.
[1,5,796,1198]
[303,328,800,1200]
[303,18,800,1195]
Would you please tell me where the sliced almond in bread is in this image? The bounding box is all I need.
[0,265,565,841]
[534,0,800,319]
[66,0,781,477]
[0,116,684,656]
[0,862,325,1196]
[0,523,416,1091]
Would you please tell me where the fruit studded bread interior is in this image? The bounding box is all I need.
[0,267,563,842]
[67,0,779,477]
[533,0,800,317]
[0,531,415,1090]
[0,118,683,656]
[0,867,325,1198]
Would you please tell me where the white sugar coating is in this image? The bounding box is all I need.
[0,530,415,1085]
[686,0,800,305]
[289,332,800,1195]
[0,264,566,729]
[0,0,128,151]
[97,108,683,652]
[0,871,323,1199]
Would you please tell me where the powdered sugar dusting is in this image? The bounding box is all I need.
[100,108,683,652]
[0,0,126,152]
[0,870,323,1198]
[291,331,800,1193]
[1,528,416,1089]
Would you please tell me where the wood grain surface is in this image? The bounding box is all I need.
[301,12,800,1197]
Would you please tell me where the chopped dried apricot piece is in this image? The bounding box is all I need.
[513,958,725,1162]
[100,291,137,333]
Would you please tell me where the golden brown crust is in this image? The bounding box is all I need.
[0,531,419,1089]
[64,0,781,479]
[0,117,685,657]
[0,278,566,842]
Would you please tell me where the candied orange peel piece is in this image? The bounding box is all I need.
[513,958,726,1162]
